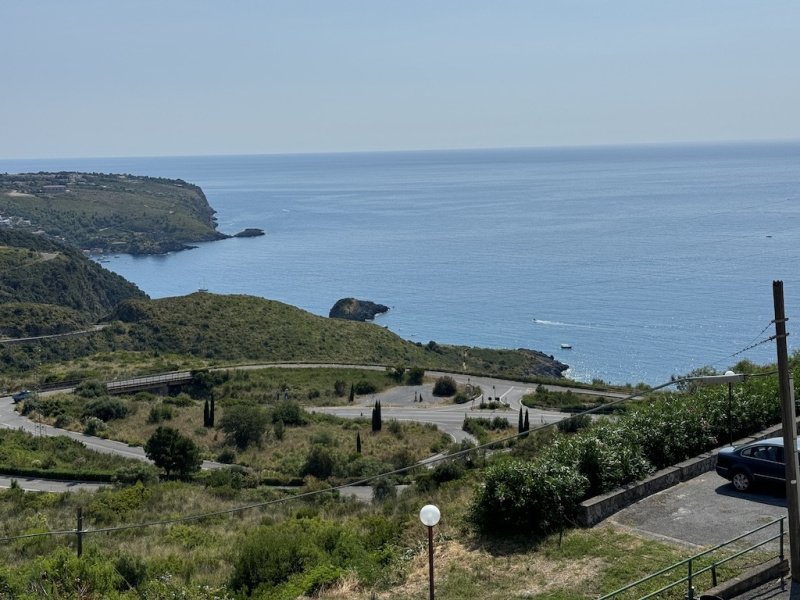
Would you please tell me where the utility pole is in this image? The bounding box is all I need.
[773,280,800,580]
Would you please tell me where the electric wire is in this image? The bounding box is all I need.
[0,368,785,545]
[0,377,687,545]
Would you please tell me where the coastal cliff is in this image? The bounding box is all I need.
[0,172,227,255]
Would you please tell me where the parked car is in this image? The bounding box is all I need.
[716,437,800,492]
[11,389,31,402]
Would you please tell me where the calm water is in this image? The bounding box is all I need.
[3,142,799,385]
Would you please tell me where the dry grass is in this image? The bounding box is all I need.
[312,536,607,600]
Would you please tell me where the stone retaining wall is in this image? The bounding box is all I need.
[577,423,788,527]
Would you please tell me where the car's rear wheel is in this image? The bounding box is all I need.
[732,471,752,492]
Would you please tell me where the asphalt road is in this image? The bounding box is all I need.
[0,366,619,492]
[0,395,223,471]
[311,372,569,442]
[606,470,789,551]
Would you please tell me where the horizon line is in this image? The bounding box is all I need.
[1,136,799,164]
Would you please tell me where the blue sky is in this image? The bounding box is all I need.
[2,1,798,159]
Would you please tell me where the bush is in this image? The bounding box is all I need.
[432,376,457,397]
[113,463,159,485]
[217,448,237,464]
[406,367,425,385]
[353,380,377,395]
[387,419,403,437]
[147,404,173,424]
[301,446,335,480]
[372,477,396,503]
[557,414,591,433]
[274,418,285,441]
[74,379,107,398]
[333,380,347,397]
[547,423,653,497]
[230,519,368,596]
[221,405,270,450]
[271,400,307,427]
[84,397,128,421]
[115,554,148,590]
[164,393,194,407]
[83,417,106,436]
[470,461,588,536]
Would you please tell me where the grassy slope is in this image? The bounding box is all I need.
[108,292,567,379]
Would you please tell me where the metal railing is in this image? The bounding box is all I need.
[105,371,194,393]
[599,516,785,600]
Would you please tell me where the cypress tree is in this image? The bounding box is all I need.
[377,400,382,431]
[203,399,209,427]
[210,397,215,427]
[356,431,362,453]
[371,402,379,432]
[518,407,523,433]
[349,384,355,403]
[523,409,530,433]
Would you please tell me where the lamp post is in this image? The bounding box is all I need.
[419,504,440,600]
[690,371,745,447]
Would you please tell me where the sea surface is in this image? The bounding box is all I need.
[2,142,799,385]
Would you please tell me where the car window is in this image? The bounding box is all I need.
[746,446,781,462]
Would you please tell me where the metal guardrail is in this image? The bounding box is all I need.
[105,371,194,393]
[599,517,785,600]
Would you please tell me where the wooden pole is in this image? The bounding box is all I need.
[773,280,800,580]
[76,507,84,558]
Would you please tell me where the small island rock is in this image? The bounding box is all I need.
[233,228,265,238]
[329,298,389,321]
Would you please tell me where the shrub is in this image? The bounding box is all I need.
[353,380,377,395]
[302,446,335,480]
[113,463,159,485]
[272,399,307,427]
[333,380,347,397]
[115,554,148,590]
[217,448,237,464]
[164,393,194,407]
[372,477,397,503]
[74,379,107,398]
[557,414,592,433]
[273,418,285,441]
[230,519,367,596]
[387,419,403,437]
[406,367,425,385]
[470,461,588,536]
[147,404,173,424]
[221,405,270,450]
[547,423,653,497]
[83,417,106,436]
[84,397,128,421]
[432,376,457,397]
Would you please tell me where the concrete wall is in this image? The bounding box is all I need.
[577,424,792,527]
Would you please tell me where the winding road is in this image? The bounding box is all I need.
[0,365,626,491]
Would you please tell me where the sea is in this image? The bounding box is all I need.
[2,141,799,386]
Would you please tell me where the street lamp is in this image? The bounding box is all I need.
[419,504,440,600]
[690,371,746,447]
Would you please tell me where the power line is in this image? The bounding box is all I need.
[0,368,782,545]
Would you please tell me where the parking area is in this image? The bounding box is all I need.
[605,470,789,550]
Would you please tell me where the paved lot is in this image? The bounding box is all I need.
[606,471,789,551]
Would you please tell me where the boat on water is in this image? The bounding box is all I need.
[560,343,572,349]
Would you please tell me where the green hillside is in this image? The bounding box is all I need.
[0,172,226,254]
[0,229,146,316]
[0,230,566,381]
[108,292,567,378]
